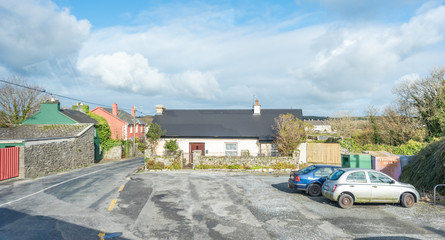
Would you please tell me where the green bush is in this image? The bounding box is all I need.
[400,138,445,194]
[167,158,183,170]
[165,139,179,152]
[339,138,427,156]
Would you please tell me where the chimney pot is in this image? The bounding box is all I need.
[156,105,166,115]
[132,106,135,117]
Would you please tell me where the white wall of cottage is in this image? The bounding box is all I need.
[156,138,264,159]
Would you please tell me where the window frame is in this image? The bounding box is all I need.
[225,142,238,157]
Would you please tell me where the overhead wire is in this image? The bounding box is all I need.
[0,79,149,116]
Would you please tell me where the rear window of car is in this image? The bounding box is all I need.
[299,165,317,174]
[346,171,367,183]
[314,167,334,177]
[328,170,345,180]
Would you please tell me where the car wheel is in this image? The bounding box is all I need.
[338,193,354,209]
[308,184,321,196]
[401,193,415,208]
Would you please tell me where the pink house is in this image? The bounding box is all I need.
[91,103,146,141]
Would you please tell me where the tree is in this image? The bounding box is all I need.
[164,139,179,153]
[394,67,445,138]
[273,113,308,156]
[0,76,47,126]
[146,123,166,156]
[328,111,365,138]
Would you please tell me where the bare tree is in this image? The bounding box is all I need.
[328,111,365,138]
[393,66,445,138]
[0,76,47,126]
[273,113,308,156]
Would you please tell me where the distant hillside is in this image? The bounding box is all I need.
[400,138,445,194]
[138,115,154,124]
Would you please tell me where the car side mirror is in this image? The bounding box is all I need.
[390,180,395,184]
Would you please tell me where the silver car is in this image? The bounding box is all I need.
[322,168,420,209]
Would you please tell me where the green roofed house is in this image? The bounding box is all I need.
[0,99,101,179]
[22,99,96,125]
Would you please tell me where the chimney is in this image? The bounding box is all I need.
[253,99,261,115]
[156,105,166,115]
[131,106,135,117]
[112,103,118,116]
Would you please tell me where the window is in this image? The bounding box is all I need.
[368,171,393,184]
[136,125,138,133]
[329,170,345,180]
[299,165,317,174]
[130,126,133,133]
[271,144,279,156]
[346,171,367,183]
[314,167,334,177]
[225,143,237,156]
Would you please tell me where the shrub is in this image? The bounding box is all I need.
[145,159,165,170]
[165,139,179,153]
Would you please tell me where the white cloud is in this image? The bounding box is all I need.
[77,52,221,100]
[0,0,91,69]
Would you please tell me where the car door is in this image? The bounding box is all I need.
[344,171,372,202]
[368,171,400,202]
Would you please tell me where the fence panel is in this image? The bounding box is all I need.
[0,147,19,181]
[306,143,341,165]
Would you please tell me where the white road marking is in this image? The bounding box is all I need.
[0,168,106,207]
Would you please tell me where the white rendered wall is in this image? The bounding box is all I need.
[156,138,260,158]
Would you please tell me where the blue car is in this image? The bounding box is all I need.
[288,165,341,196]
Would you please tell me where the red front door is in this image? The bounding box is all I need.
[189,143,205,163]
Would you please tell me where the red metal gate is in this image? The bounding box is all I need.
[0,147,19,181]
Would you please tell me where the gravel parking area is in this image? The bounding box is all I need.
[121,170,445,240]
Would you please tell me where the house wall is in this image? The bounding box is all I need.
[125,123,146,140]
[23,126,95,178]
[91,108,126,140]
[157,138,261,161]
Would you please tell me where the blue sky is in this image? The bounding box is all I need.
[1,0,445,116]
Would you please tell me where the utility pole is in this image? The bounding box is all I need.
[133,106,136,157]
[132,106,142,157]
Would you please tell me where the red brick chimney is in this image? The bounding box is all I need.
[131,106,135,117]
[112,103,118,116]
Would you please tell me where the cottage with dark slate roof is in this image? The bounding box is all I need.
[152,100,303,163]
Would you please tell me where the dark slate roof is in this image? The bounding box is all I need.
[153,109,303,141]
[0,124,93,140]
[61,109,97,124]
[102,108,146,125]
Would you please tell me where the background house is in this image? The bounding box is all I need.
[0,99,98,179]
[90,103,146,141]
[152,100,303,163]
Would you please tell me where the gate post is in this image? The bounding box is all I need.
[19,146,25,178]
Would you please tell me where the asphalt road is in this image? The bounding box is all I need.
[0,157,145,240]
[1,162,445,240]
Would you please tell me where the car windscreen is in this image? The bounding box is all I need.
[299,165,317,174]
[328,170,345,180]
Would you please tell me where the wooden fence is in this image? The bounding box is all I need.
[306,143,341,165]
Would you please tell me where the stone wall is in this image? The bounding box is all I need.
[193,150,299,168]
[23,126,95,178]
[104,145,123,160]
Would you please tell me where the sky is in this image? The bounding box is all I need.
[1,0,445,116]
